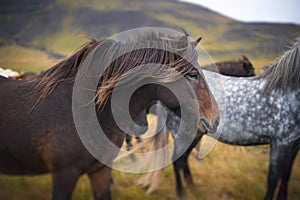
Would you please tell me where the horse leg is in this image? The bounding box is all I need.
[125,134,133,150]
[264,145,288,200]
[52,168,81,200]
[183,160,194,188]
[277,146,298,200]
[173,160,184,198]
[183,135,203,187]
[125,134,136,161]
[136,172,152,188]
[136,135,141,143]
[88,166,112,200]
[146,169,164,195]
[181,150,194,188]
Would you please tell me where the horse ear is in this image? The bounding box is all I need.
[190,37,202,47]
[239,55,248,61]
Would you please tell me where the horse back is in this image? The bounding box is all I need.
[0,79,95,175]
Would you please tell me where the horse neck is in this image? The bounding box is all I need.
[204,71,273,145]
[215,78,300,146]
[97,84,157,135]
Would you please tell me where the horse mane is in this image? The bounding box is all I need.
[256,40,300,93]
[30,30,198,109]
[30,39,102,108]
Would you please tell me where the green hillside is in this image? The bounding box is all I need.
[0,0,299,73]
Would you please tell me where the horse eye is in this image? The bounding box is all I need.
[187,71,198,80]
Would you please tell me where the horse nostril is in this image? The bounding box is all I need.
[208,117,220,134]
[200,117,210,133]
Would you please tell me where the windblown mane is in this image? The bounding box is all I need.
[31,39,101,106]
[31,30,199,108]
[256,40,300,93]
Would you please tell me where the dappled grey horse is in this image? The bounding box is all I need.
[146,41,300,200]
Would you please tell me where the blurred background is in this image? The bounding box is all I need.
[0,0,299,199]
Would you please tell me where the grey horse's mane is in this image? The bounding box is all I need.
[256,39,300,93]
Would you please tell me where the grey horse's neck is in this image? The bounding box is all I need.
[163,70,299,147]
[203,70,299,146]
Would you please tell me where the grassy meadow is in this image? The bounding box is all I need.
[0,114,299,199]
[0,37,299,200]
[0,141,299,199]
[0,36,299,200]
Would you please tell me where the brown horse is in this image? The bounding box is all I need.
[0,29,219,200]
[202,55,255,77]
[16,71,37,80]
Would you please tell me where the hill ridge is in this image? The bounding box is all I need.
[0,0,299,71]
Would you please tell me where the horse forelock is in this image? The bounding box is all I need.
[94,38,198,108]
[256,40,300,93]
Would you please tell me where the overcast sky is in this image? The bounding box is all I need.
[180,0,300,25]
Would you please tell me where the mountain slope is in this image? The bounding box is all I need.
[0,0,299,72]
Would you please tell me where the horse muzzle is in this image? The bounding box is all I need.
[199,116,219,134]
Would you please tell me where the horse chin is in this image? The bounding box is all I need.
[197,124,217,134]
[207,127,218,134]
[199,117,210,133]
[197,124,207,134]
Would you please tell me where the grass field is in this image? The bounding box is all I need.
[0,116,299,199]
[0,45,54,72]
[0,142,299,199]
[0,31,298,200]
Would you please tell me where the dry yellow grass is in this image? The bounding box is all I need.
[0,119,299,199]
[0,42,299,199]
[109,142,300,200]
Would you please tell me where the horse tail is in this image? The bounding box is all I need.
[136,102,170,194]
[135,125,169,194]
